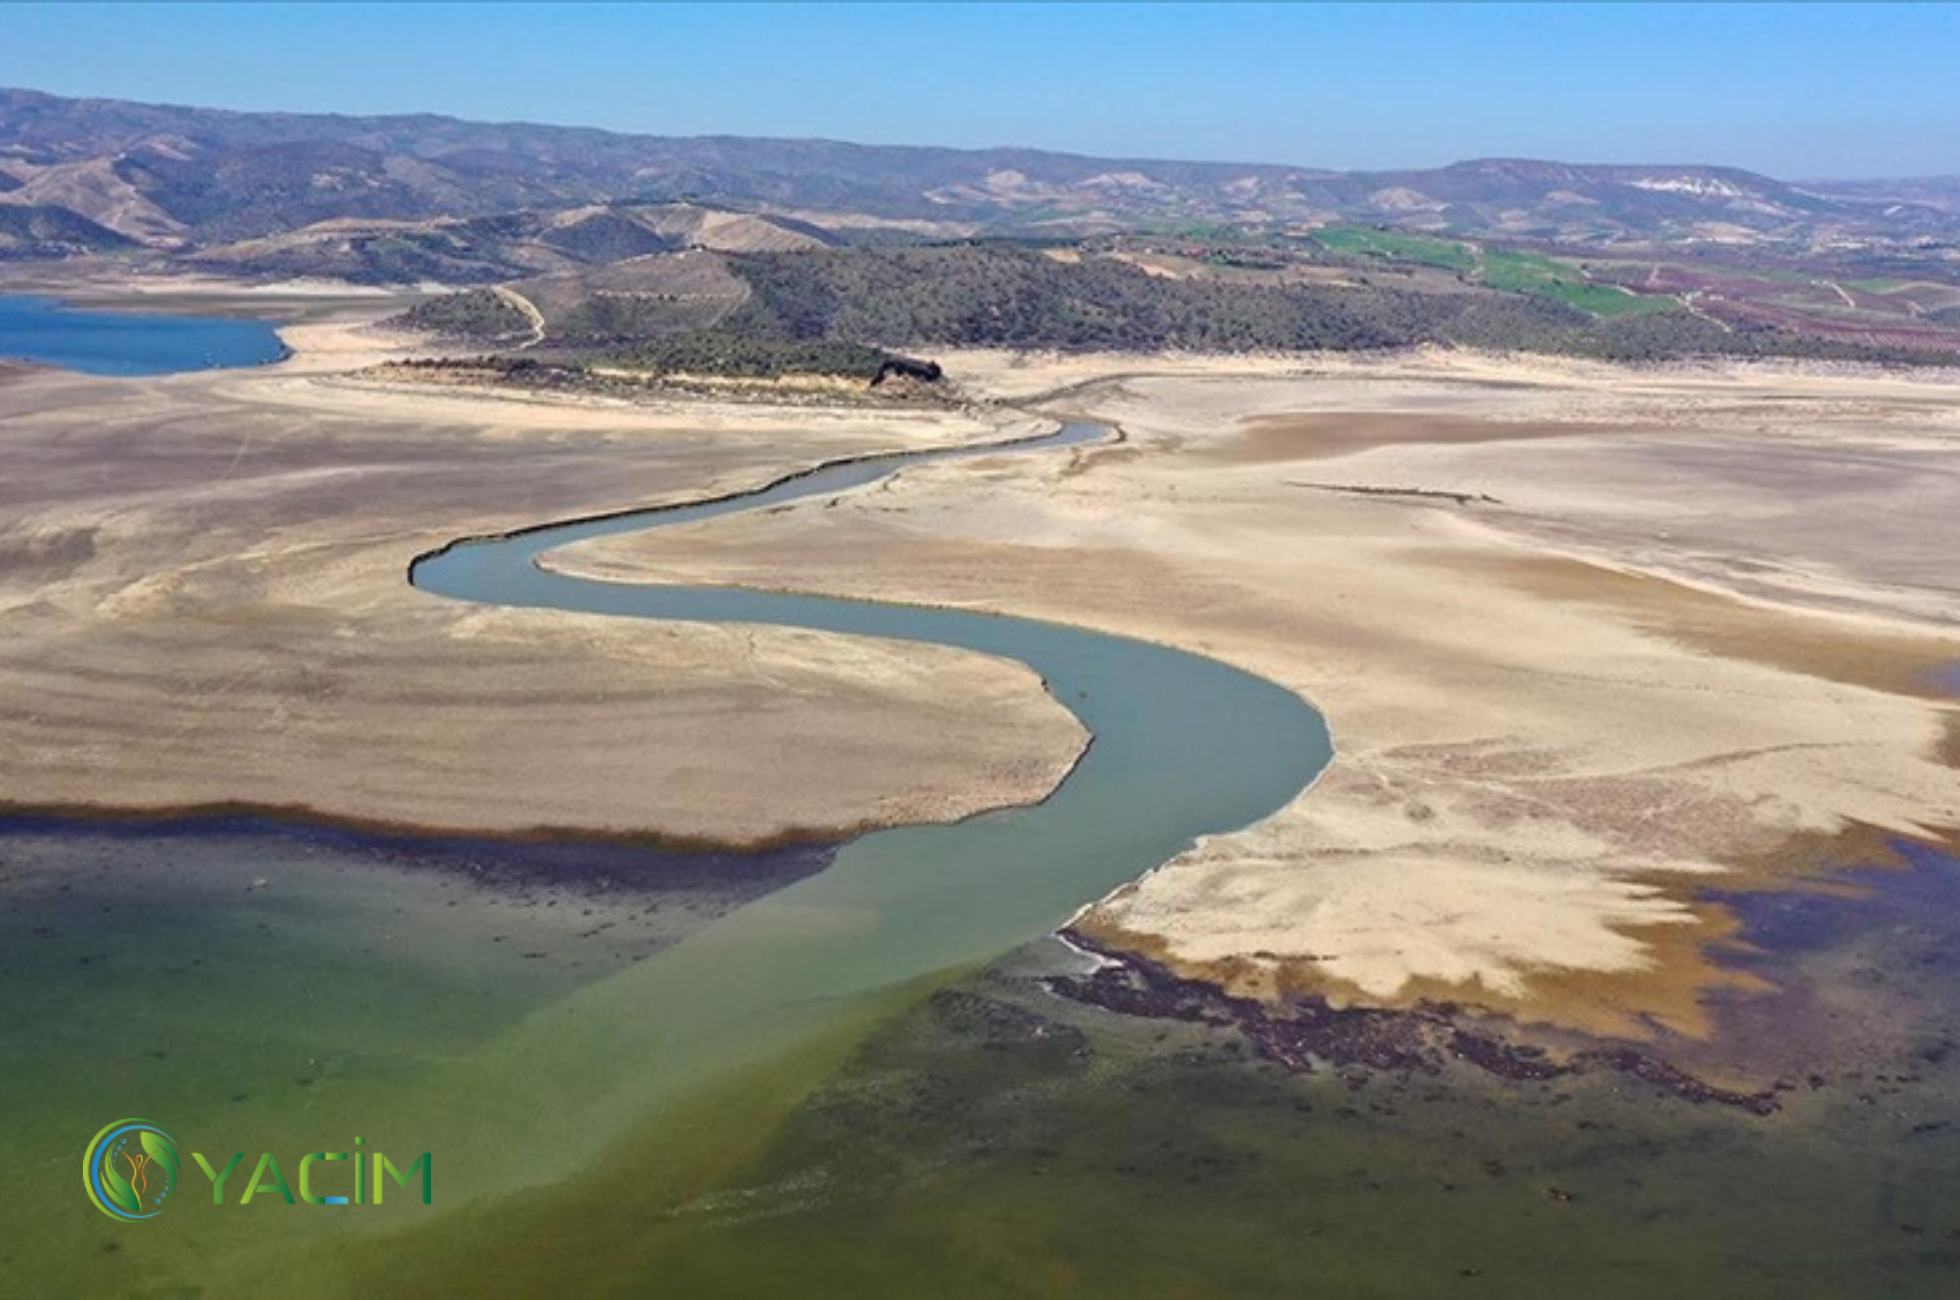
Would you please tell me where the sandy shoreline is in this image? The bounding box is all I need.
[6,275,1958,1042]
[0,293,1086,847]
[547,347,1960,1039]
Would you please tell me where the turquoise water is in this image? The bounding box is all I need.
[398,419,1334,1188]
[0,294,289,375]
[414,421,1331,1050]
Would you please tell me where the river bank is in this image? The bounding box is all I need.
[0,291,1085,846]
[547,347,1960,1047]
[10,283,1953,1050]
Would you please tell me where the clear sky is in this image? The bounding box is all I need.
[2,2,1955,179]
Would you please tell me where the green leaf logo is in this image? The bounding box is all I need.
[101,1162,140,1216]
[140,1129,180,1184]
[84,1120,179,1221]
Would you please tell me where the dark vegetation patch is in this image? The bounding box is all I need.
[1050,930,1780,1113]
[385,239,1960,376]
[716,244,1960,365]
[372,348,947,403]
[392,289,531,341]
[721,245,1586,353]
[549,292,737,345]
[606,331,929,382]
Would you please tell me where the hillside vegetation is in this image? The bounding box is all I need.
[389,240,1960,373]
[1310,226,1680,319]
[1310,227,1479,274]
[393,289,533,341]
[606,332,910,381]
[716,245,1960,364]
[720,245,1585,353]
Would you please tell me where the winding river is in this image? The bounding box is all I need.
[7,410,1334,1289]
[395,417,1334,1196]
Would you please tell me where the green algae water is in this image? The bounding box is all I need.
[2,420,1335,1293]
[6,400,1959,1297]
[642,845,1960,1300]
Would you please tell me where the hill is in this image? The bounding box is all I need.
[0,202,136,258]
[186,201,833,284]
[716,244,1960,364]
[5,88,1960,262]
[391,242,1960,378]
[1810,175,1960,215]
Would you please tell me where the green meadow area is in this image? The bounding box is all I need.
[1313,226,1680,318]
[1308,225,1481,273]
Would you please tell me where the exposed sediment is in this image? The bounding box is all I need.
[550,346,1960,1039]
[1050,929,1781,1113]
[0,306,1087,846]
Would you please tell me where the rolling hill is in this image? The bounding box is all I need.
[0,202,136,258]
[5,87,1960,268]
[186,201,834,284]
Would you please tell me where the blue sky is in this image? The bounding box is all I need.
[3,3,1955,179]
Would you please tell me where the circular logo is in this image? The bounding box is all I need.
[83,1119,179,1221]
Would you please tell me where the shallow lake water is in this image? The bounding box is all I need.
[0,294,288,375]
[371,843,1960,1298]
[5,414,1341,1292]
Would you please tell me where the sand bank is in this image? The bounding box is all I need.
[0,304,1084,845]
[549,348,1960,1036]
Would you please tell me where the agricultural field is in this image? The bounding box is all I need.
[1312,226,1677,317]
[1588,258,1960,351]
[1480,249,1680,317]
[1309,225,1480,273]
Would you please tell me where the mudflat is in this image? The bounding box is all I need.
[0,293,1085,846]
[11,285,1958,1042]
[550,346,1960,1039]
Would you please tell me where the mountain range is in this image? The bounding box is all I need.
[5,86,1960,277]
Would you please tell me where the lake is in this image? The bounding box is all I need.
[0,293,289,375]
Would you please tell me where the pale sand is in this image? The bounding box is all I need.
[0,305,1083,845]
[10,279,1958,1036]
[549,348,1960,1037]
